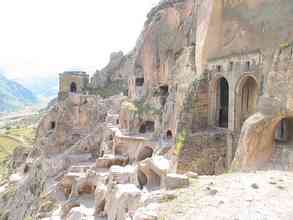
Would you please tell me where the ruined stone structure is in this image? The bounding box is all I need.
[3,1,293,219]
[58,71,90,99]
[175,0,293,175]
[34,0,293,200]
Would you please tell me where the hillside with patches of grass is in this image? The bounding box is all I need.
[0,126,35,180]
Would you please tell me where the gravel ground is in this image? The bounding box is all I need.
[159,171,293,220]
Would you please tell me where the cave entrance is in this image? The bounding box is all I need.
[159,85,169,106]
[139,121,155,134]
[70,82,77,93]
[50,121,56,130]
[217,77,229,128]
[271,117,293,169]
[275,118,293,145]
[232,115,293,171]
[135,78,144,87]
[159,85,169,96]
[239,77,258,128]
[166,130,173,139]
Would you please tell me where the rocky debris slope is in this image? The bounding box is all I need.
[35,108,190,220]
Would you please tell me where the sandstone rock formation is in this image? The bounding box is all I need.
[2,0,293,219]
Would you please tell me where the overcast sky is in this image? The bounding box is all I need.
[0,0,159,81]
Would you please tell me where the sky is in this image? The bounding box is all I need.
[0,0,159,81]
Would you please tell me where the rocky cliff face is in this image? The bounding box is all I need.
[90,51,134,98]
[2,0,293,219]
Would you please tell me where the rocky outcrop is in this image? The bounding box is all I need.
[90,51,134,97]
[4,0,293,220]
[35,94,125,155]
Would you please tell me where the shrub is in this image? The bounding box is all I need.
[175,129,187,156]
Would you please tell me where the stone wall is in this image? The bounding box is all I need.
[177,129,227,175]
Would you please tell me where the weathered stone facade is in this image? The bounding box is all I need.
[58,71,90,99]
[174,0,293,174]
[50,0,293,177]
[232,44,293,171]
[5,1,293,219]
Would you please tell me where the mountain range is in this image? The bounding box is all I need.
[0,73,38,112]
[15,75,59,101]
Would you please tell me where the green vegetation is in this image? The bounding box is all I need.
[280,42,293,50]
[1,184,16,201]
[122,100,161,116]
[0,211,9,220]
[0,126,35,180]
[4,127,36,145]
[175,129,187,156]
[122,101,138,112]
[90,80,127,98]
[0,136,21,179]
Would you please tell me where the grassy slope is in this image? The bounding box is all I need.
[0,127,35,179]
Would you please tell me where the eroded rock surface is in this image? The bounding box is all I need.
[2,0,293,220]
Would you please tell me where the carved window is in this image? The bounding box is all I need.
[166,130,173,139]
[50,121,56,130]
[246,61,251,71]
[135,78,144,87]
[70,82,77,93]
[229,62,234,71]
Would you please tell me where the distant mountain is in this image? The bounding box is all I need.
[0,73,38,112]
[13,75,58,101]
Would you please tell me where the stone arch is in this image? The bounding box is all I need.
[275,119,290,143]
[232,113,293,171]
[272,118,293,169]
[70,82,77,93]
[235,75,259,130]
[210,76,229,128]
[136,146,153,162]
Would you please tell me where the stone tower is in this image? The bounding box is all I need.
[58,71,89,99]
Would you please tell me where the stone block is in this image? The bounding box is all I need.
[163,173,189,190]
[96,154,129,169]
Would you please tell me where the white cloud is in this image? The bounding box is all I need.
[0,0,159,80]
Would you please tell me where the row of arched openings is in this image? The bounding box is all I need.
[215,75,293,157]
[215,76,258,129]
